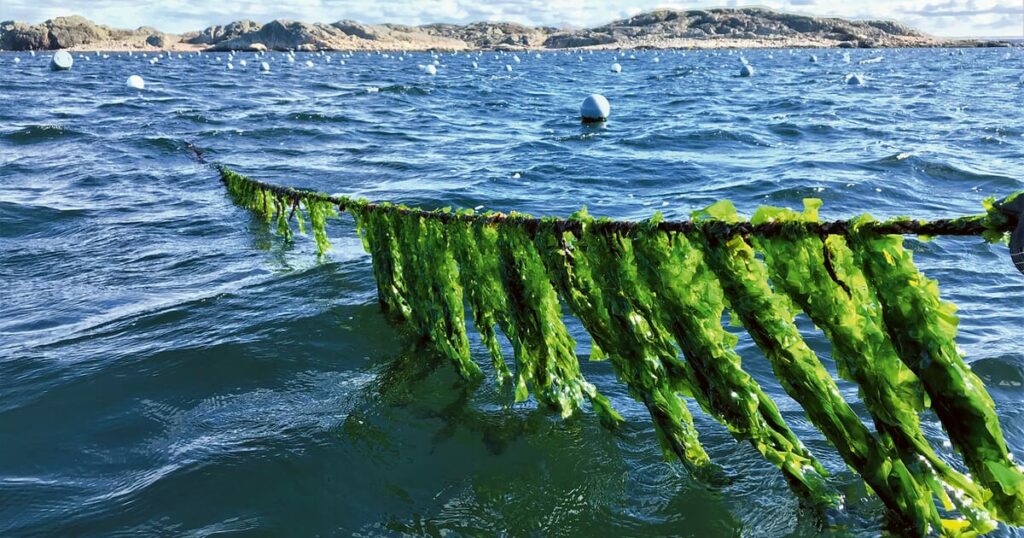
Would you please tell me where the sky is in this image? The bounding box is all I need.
[2,0,1023,38]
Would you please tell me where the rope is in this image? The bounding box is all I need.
[216,164,1018,239]
[184,138,1021,273]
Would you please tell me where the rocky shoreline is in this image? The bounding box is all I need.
[1,9,1016,53]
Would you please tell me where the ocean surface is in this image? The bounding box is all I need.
[2,47,1024,537]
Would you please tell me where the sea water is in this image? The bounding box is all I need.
[2,48,1024,536]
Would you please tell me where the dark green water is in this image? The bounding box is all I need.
[1,47,1023,536]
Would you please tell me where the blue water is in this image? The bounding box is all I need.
[2,47,1024,536]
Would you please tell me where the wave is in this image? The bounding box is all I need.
[864,153,1019,184]
[1,124,87,144]
[286,112,356,124]
[376,84,431,96]
[135,136,188,154]
[0,201,89,239]
[621,128,774,150]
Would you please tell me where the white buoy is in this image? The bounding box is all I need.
[810,54,818,63]
[505,64,512,72]
[425,64,437,75]
[580,94,611,123]
[126,74,145,89]
[287,55,295,63]
[739,64,754,77]
[513,55,521,63]
[610,62,622,73]
[471,61,478,68]
[260,61,270,72]
[845,73,865,86]
[227,62,234,70]
[50,50,73,71]
[652,57,660,63]
[305,60,313,67]
[239,59,247,67]
[14,57,20,64]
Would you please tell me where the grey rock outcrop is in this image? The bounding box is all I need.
[45,15,110,48]
[0,16,177,50]
[0,21,49,50]
[420,22,556,48]
[210,20,341,51]
[0,8,992,52]
[565,8,929,48]
[184,20,261,45]
[331,20,386,40]
[1,15,110,50]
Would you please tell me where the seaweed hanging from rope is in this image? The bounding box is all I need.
[695,200,942,535]
[219,165,1024,536]
[533,212,716,477]
[493,219,621,425]
[752,200,996,532]
[628,214,832,502]
[848,216,1024,527]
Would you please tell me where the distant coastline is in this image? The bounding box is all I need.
[2,9,1018,53]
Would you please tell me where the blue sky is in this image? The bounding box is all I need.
[2,0,1022,37]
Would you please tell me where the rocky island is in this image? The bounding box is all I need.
[0,9,1012,52]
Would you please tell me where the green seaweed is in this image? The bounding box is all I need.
[304,196,336,255]
[533,213,715,476]
[495,218,621,426]
[221,166,335,254]
[981,191,1023,244]
[753,200,995,534]
[390,210,481,380]
[696,201,941,536]
[352,205,412,320]
[448,215,513,383]
[628,214,832,501]
[848,215,1024,526]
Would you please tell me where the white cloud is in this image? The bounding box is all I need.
[1,0,1021,37]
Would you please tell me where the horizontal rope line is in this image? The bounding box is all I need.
[219,165,1015,238]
